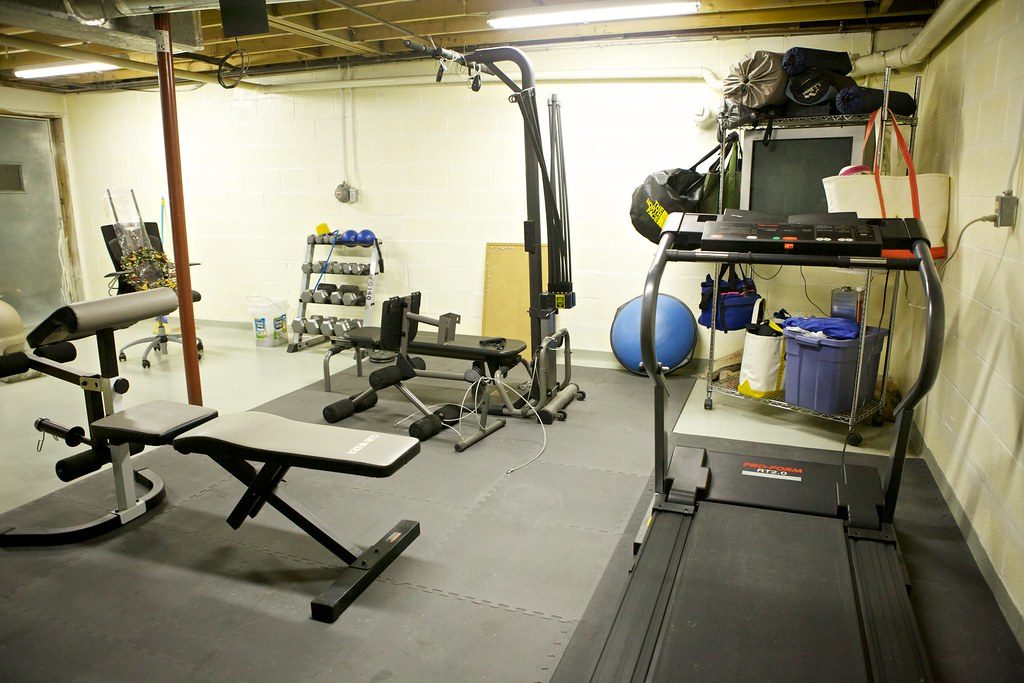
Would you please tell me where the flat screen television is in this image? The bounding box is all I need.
[739,124,870,215]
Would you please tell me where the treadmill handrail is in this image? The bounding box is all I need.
[897,240,944,413]
[641,233,673,385]
[666,249,922,271]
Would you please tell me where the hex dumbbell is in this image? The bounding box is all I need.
[291,317,306,334]
[304,315,325,334]
[319,316,339,336]
[299,290,314,304]
[341,291,366,306]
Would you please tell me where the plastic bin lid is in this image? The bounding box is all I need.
[783,325,889,347]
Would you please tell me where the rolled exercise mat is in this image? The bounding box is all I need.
[786,67,856,106]
[782,47,853,76]
[835,85,917,116]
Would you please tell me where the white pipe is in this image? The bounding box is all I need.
[851,0,986,76]
[0,32,722,94]
[266,67,722,93]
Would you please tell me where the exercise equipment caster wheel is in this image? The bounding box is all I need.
[576,390,587,401]
[554,410,567,422]
[846,432,863,446]
[704,398,713,410]
[141,359,151,369]
[118,352,126,362]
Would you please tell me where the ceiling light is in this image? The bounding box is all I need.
[15,62,120,79]
[488,2,700,29]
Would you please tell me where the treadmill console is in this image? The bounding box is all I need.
[669,211,928,256]
[701,222,882,256]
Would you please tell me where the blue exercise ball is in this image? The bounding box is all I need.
[610,294,696,375]
[340,229,359,245]
[356,229,376,246]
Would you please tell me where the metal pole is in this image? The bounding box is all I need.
[875,67,892,174]
[154,12,203,406]
[908,75,922,162]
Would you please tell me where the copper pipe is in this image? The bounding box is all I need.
[154,12,203,405]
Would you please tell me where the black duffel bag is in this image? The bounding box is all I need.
[630,138,738,244]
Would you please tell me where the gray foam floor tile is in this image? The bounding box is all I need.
[475,460,648,534]
[387,511,619,621]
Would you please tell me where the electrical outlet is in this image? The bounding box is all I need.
[995,192,1018,228]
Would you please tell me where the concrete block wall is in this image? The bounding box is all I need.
[56,29,920,355]
[908,0,1024,639]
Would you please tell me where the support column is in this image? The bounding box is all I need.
[154,12,203,405]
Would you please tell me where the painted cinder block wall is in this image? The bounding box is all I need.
[59,29,912,358]
[909,0,1024,641]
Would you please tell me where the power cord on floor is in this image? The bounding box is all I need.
[495,379,548,475]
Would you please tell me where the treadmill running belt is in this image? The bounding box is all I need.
[650,502,869,682]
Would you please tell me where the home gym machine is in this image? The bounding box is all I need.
[0,288,422,622]
[404,40,584,423]
[582,212,944,681]
[324,292,538,451]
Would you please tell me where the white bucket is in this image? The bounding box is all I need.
[248,296,289,348]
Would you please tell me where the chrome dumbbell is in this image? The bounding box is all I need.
[319,316,339,336]
[304,315,325,334]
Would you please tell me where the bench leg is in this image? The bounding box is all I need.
[310,519,420,623]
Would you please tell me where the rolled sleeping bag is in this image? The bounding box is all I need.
[782,47,852,76]
[722,50,789,109]
[835,85,917,116]
[785,67,856,106]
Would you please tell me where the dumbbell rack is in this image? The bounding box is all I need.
[286,233,385,353]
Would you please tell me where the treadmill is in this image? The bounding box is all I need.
[587,212,944,682]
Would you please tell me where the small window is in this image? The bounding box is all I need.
[0,164,24,192]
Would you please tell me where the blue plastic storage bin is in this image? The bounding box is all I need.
[783,326,889,414]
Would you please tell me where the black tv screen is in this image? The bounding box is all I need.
[749,138,852,215]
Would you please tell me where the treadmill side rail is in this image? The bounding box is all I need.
[849,536,933,682]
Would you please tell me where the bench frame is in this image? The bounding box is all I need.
[208,453,420,623]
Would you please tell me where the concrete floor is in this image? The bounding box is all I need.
[0,323,892,516]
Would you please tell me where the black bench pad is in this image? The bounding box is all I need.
[91,400,219,446]
[173,412,420,478]
[347,327,527,362]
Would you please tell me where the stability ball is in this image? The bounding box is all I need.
[610,294,696,375]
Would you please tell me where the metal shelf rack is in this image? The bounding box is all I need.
[287,234,384,353]
[704,68,919,445]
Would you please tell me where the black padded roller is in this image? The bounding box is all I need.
[55,449,106,482]
[0,352,30,378]
[35,341,77,363]
[369,365,404,390]
[323,398,355,423]
[352,392,378,413]
[409,413,444,441]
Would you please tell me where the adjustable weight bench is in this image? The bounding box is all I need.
[91,401,420,623]
[322,293,529,451]
[1,289,421,623]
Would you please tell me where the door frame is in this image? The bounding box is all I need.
[0,109,83,302]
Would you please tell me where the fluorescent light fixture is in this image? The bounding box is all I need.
[15,62,120,79]
[488,2,700,29]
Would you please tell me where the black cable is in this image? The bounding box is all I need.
[217,38,251,89]
[800,267,828,316]
[751,265,783,280]
[876,271,890,329]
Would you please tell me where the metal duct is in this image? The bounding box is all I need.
[0,1,203,52]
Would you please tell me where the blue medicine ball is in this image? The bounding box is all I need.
[356,229,376,246]
[340,229,359,245]
[610,294,697,375]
